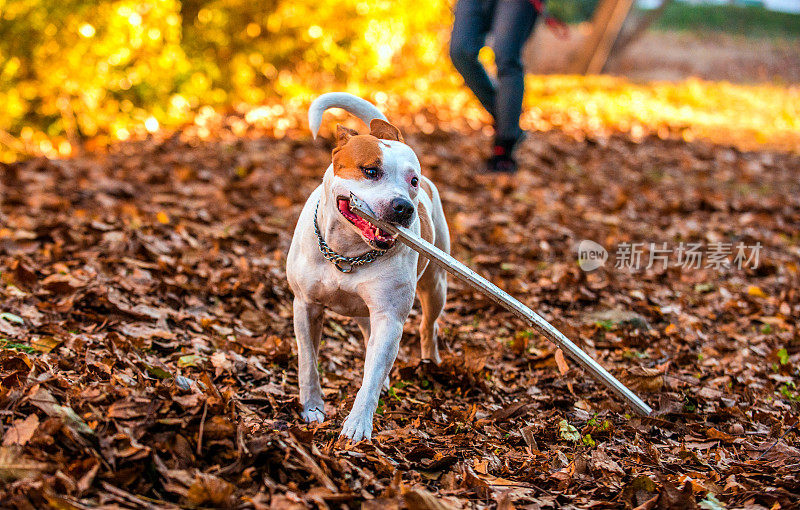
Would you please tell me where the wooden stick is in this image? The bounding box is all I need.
[349,193,652,416]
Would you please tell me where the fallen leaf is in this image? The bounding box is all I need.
[558,419,581,442]
[28,387,93,435]
[554,348,569,375]
[186,472,234,507]
[620,475,658,509]
[41,273,85,294]
[624,366,665,393]
[403,486,456,510]
[0,446,48,481]
[30,336,62,353]
[590,449,624,477]
[178,354,205,367]
[0,312,24,324]
[2,414,39,446]
[698,494,725,510]
[705,427,738,443]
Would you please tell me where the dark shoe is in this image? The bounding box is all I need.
[493,129,527,153]
[485,153,518,173]
[483,129,526,174]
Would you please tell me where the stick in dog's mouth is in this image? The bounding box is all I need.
[337,197,397,250]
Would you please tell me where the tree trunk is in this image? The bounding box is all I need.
[567,0,635,74]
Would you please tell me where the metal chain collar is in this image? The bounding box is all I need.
[313,200,387,273]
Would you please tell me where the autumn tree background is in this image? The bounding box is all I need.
[2,0,798,162]
[1,0,799,508]
[1,0,454,160]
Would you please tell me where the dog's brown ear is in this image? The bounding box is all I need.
[369,119,403,143]
[336,124,359,149]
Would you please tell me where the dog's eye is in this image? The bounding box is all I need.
[410,177,419,187]
[362,167,380,179]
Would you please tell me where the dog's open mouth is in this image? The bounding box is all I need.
[337,198,397,250]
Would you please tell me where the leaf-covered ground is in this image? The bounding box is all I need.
[1,106,799,509]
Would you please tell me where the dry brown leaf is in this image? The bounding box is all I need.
[554,348,569,375]
[41,273,85,294]
[28,387,93,435]
[590,449,625,477]
[269,494,307,510]
[107,399,150,419]
[624,366,665,393]
[0,446,48,481]
[186,472,234,507]
[463,342,489,373]
[403,486,457,510]
[705,427,737,443]
[2,414,39,446]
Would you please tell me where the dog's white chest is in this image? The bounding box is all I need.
[298,265,371,317]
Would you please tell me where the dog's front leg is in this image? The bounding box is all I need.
[293,297,326,423]
[340,313,403,442]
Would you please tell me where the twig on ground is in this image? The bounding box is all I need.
[196,399,208,456]
[757,423,798,460]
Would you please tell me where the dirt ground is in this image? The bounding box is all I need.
[526,26,800,84]
[1,100,799,508]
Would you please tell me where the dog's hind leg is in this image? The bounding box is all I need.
[417,269,446,364]
[416,176,449,364]
[354,317,390,391]
[354,316,371,345]
[294,297,326,423]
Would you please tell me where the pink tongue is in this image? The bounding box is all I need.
[338,199,392,240]
[363,222,390,241]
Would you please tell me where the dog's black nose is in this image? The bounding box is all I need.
[389,197,414,224]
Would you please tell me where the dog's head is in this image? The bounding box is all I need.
[327,119,420,250]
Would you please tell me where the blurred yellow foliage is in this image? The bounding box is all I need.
[0,0,798,162]
[520,75,800,151]
[0,0,452,161]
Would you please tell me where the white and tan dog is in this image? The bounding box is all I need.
[286,93,450,442]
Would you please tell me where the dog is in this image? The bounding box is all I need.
[286,93,450,442]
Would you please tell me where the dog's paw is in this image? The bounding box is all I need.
[301,404,326,424]
[421,324,442,364]
[382,376,391,392]
[340,411,373,442]
[423,351,442,365]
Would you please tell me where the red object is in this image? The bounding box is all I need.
[530,0,569,39]
[493,145,506,156]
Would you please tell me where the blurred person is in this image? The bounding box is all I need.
[449,0,539,173]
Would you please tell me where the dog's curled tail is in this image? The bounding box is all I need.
[308,92,388,139]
